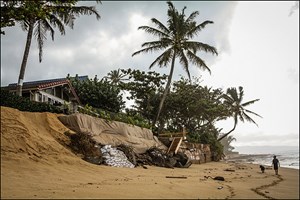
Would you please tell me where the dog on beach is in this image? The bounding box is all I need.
[260,165,265,173]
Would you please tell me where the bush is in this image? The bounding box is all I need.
[78,104,152,129]
[0,89,63,113]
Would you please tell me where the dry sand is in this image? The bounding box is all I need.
[1,106,299,199]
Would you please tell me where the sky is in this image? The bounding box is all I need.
[1,1,299,148]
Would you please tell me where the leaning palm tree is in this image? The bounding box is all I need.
[217,86,262,141]
[16,0,101,96]
[132,1,218,128]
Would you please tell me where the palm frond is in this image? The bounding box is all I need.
[19,21,29,31]
[186,50,211,74]
[226,88,239,102]
[149,48,173,69]
[186,20,214,38]
[185,11,199,24]
[57,5,101,20]
[185,41,218,55]
[178,50,190,80]
[244,109,262,118]
[151,18,170,34]
[238,86,244,103]
[166,1,176,13]
[242,111,259,126]
[51,7,75,28]
[222,93,234,104]
[138,26,169,38]
[48,13,66,35]
[158,49,173,67]
[132,45,165,57]
[41,19,55,40]
[141,40,170,48]
[241,99,260,107]
[34,21,47,63]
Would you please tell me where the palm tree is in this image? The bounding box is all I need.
[16,0,101,96]
[217,86,262,141]
[220,135,236,154]
[105,68,129,85]
[132,1,218,128]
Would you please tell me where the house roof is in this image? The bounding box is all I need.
[6,75,88,89]
[2,75,89,105]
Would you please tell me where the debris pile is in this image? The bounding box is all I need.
[67,131,103,165]
[120,146,192,169]
[67,131,192,169]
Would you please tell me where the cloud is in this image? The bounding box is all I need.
[287,68,299,84]
[288,1,299,16]
[232,132,299,147]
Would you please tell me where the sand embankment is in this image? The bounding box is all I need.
[1,106,299,199]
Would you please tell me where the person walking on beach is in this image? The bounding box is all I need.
[272,155,280,175]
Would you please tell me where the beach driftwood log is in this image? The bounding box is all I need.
[204,175,225,181]
[165,176,187,179]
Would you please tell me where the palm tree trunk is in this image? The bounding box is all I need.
[217,123,237,141]
[16,19,35,96]
[152,52,176,130]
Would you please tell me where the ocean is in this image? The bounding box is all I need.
[228,146,299,170]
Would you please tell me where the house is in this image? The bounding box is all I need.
[1,75,88,113]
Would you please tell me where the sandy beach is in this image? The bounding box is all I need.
[1,157,299,199]
[1,106,299,199]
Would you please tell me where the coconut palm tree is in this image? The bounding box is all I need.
[16,0,101,96]
[105,68,129,85]
[217,86,262,141]
[132,1,218,128]
[220,135,236,155]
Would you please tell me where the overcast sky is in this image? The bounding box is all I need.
[1,1,299,148]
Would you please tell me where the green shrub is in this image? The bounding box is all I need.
[78,104,151,129]
[0,89,63,113]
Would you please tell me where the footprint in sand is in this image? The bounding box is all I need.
[251,175,284,199]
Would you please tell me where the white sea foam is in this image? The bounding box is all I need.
[228,146,299,169]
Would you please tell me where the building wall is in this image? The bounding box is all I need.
[158,137,212,164]
[178,142,212,164]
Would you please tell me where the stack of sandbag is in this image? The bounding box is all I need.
[100,145,135,168]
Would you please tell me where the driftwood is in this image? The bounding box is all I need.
[166,176,187,179]
[204,175,225,181]
[224,169,235,172]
